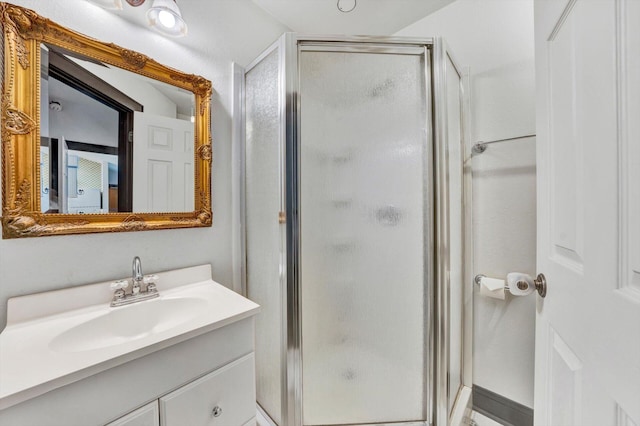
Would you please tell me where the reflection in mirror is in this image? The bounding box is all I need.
[39,43,196,214]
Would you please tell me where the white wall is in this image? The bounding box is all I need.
[47,78,120,146]
[0,0,289,331]
[396,0,537,408]
[69,59,178,118]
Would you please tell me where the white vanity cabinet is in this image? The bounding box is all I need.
[159,353,255,426]
[108,354,256,426]
[0,315,258,426]
[0,266,260,426]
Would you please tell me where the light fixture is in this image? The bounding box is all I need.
[337,0,357,13]
[49,101,62,112]
[86,0,123,10]
[147,0,188,37]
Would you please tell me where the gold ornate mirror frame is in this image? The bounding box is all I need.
[1,3,212,238]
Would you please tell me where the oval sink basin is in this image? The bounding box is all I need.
[50,297,208,353]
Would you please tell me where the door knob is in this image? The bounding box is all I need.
[533,273,547,298]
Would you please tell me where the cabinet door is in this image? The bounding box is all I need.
[160,353,256,426]
[106,401,160,426]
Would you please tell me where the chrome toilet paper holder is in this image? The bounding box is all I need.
[474,273,547,298]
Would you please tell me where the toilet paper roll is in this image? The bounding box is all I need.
[507,272,535,296]
[479,276,506,300]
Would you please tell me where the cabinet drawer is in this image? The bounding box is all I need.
[159,353,255,426]
[106,401,160,426]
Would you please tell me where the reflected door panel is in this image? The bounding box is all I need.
[132,112,195,212]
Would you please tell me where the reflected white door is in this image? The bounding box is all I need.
[534,0,640,425]
[133,111,194,212]
[40,146,50,212]
[59,136,69,214]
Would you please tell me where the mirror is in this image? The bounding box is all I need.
[40,44,196,214]
[1,3,212,238]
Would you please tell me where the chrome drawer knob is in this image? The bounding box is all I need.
[212,406,222,417]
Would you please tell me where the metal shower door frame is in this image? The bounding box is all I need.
[285,34,437,426]
[242,34,470,426]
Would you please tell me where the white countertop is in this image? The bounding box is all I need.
[0,265,260,410]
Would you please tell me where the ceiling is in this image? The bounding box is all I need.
[250,0,456,35]
[110,0,456,64]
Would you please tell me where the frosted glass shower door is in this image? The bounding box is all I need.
[245,47,285,425]
[299,47,429,425]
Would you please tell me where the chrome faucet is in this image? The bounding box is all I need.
[132,256,143,294]
[110,256,160,307]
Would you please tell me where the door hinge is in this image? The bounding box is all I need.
[128,131,133,143]
[278,211,286,224]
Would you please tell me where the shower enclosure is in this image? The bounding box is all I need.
[241,34,470,426]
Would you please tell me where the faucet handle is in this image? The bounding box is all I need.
[143,274,159,284]
[110,280,129,291]
[143,275,159,294]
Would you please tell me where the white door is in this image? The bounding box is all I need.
[534,0,640,425]
[132,111,194,212]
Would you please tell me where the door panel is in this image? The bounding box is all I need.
[548,327,583,426]
[548,10,585,269]
[534,0,640,424]
[147,160,172,212]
